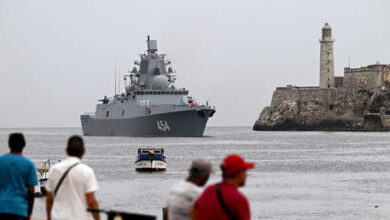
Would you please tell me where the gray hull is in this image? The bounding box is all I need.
[81,109,215,137]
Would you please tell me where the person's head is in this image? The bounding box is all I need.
[8,133,26,153]
[66,135,85,159]
[188,158,213,186]
[221,154,254,187]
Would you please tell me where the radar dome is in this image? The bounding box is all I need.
[151,75,169,90]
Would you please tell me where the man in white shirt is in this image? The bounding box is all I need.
[46,135,100,220]
[166,158,212,220]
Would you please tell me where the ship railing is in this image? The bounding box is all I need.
[82,112,96,118]
[174,104,215,108]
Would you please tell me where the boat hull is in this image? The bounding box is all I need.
[135,160,167,171]
[39,179,47,196]
[81,109,215,137]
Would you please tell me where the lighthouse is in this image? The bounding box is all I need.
[319,23,335,88]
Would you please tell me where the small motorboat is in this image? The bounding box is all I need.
[36,159,60,197]
[135,148,167,171]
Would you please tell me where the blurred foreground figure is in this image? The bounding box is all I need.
[46,135,100,220]
[167,158,213,220]
[191,154,254,220]
[0,133,37,220]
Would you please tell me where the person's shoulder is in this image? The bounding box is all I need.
[182,181,203,194]
[51,159,66,169]
[21,155,35,165]
[170,180,185,190]
[194,183,216,205]
[237,190,248,201]
[205,183,217,190]
[49,159,71,173]
[0,154,8,165]
[78,163,96,175]
[0,153,16,160]
[79,163,93,170]
[0,153,8,161]
[11,154,35,167]
[228,185,248,202]
[170,181,202,197]
[170,180,192,192]
[202,183,217,194]
[220,183,243,194]
[180,180,198,188]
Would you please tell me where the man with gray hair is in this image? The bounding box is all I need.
[166,158,212,220]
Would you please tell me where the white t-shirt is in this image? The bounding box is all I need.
[46,156,98,220]
[166,180,202,220]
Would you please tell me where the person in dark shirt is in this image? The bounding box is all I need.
[0,133,38,220]
[191,154,254,220]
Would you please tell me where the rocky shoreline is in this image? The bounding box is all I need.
[253,117,390,131]
[253,117,360,131]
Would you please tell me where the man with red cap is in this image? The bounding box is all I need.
[191,154,254,220]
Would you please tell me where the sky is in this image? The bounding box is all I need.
[0,0,389,127]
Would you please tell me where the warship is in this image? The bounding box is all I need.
[81,36,215,136]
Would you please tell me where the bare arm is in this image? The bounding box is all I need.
[86,192,100,220]
[27,186,35,220]
[46,191,53,220]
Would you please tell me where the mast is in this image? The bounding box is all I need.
[146,35,157,54]
[118,68,120,94]
[147,35,150,52]
[114,61,117,95]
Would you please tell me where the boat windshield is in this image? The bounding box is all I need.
[141,150,162,154]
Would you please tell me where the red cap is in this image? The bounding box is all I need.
[221,154,254,175]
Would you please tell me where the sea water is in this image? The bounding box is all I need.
[1,127,390,220]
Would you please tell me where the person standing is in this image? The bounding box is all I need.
[46,135,100,220]
[0,133,38,220]
[167,158,213,220]
[191,154,254,220]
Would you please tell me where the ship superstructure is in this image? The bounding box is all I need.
[81,36,215,136]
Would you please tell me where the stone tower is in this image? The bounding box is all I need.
[319,23,335,88]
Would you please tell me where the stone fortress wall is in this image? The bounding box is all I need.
[254,23,390,130]
[270,87,334,115]
[271,64,390,113]
[343,65,390,94]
